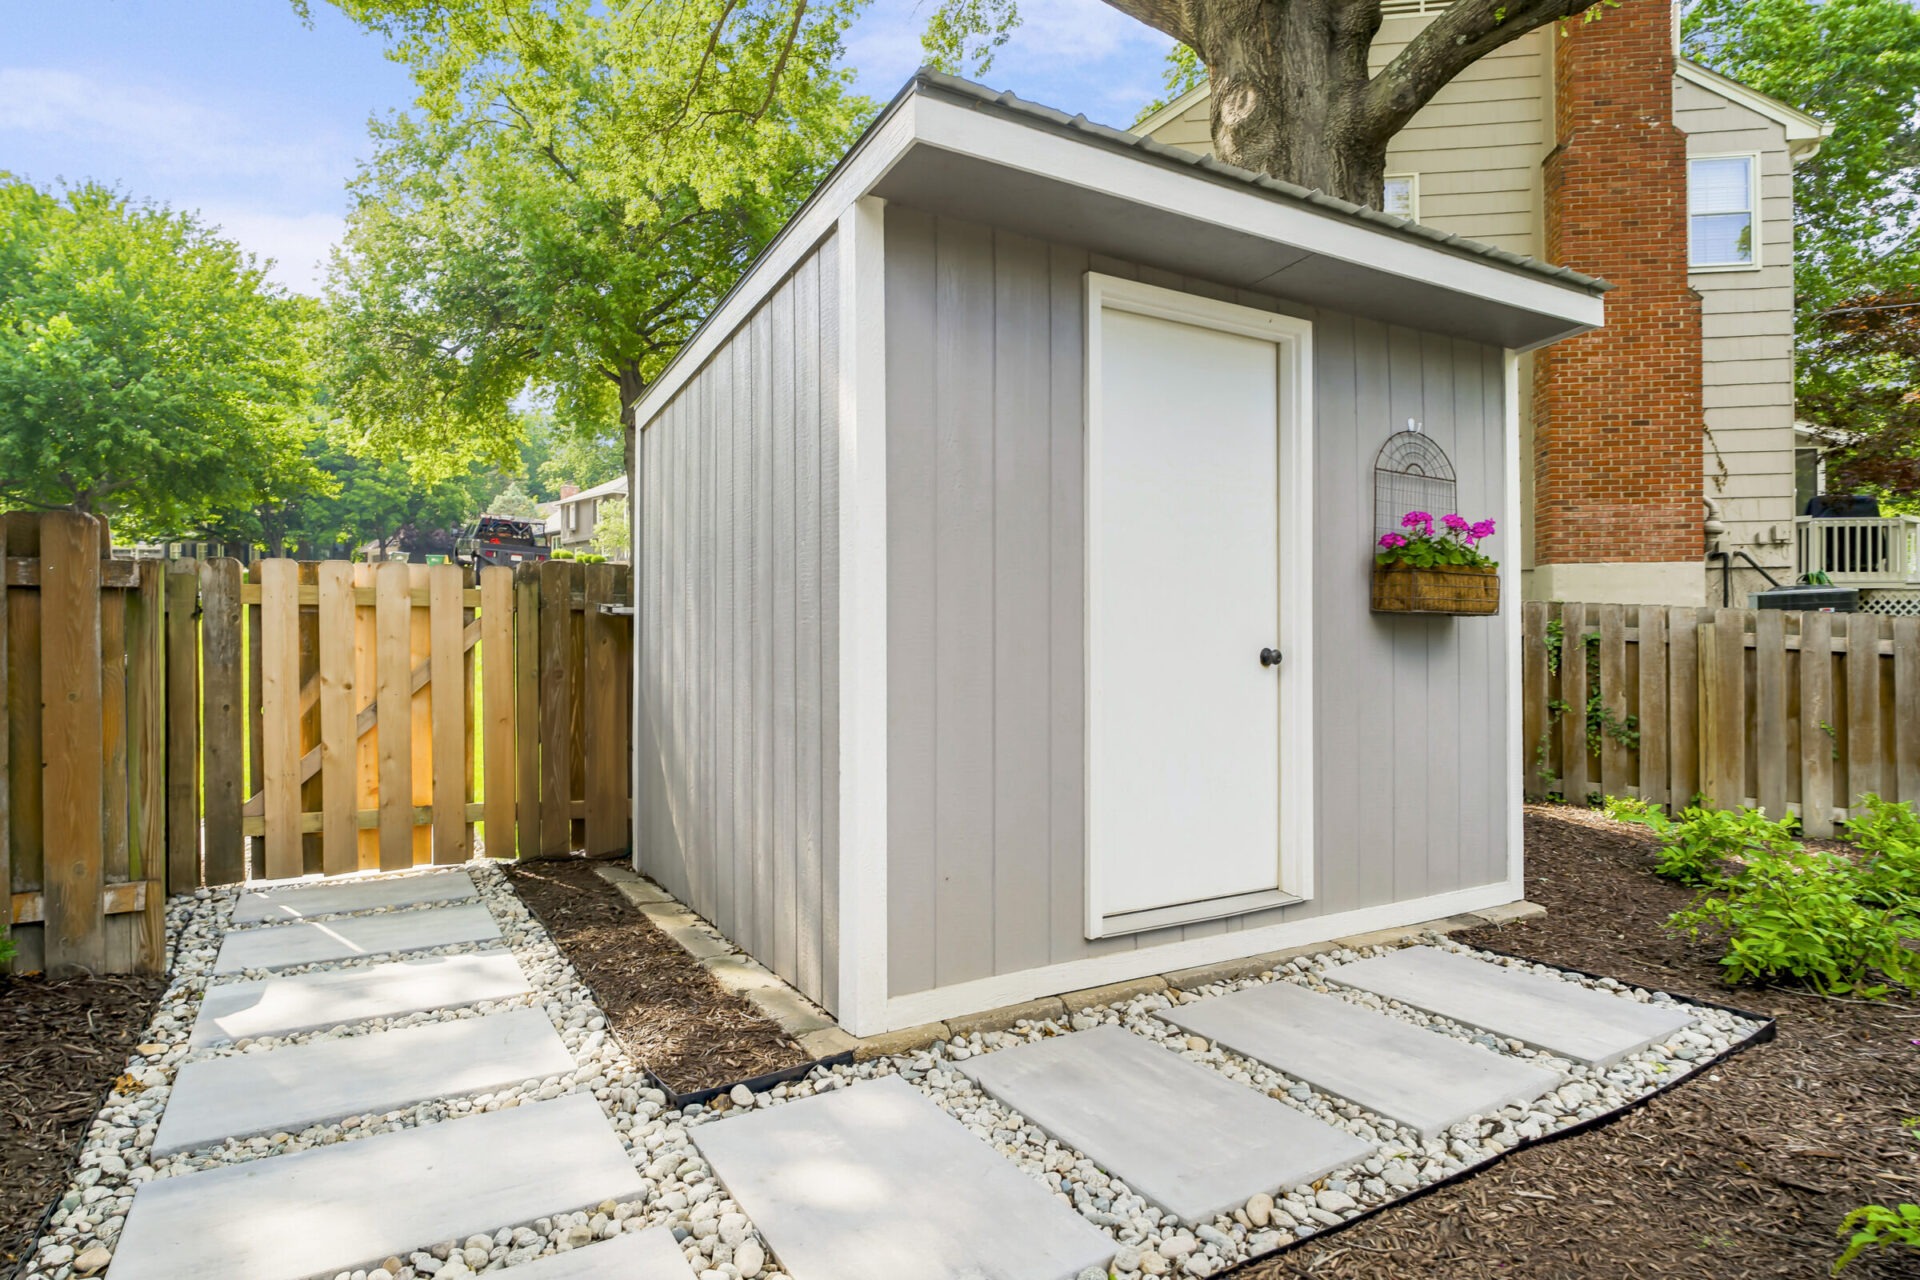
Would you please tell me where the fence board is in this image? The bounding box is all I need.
[199,559,245,884]
[40,512,105,974]
[480,568,515,860]
[514,565,540,860]
[165,564,200,895]
[317,563,358,875]
[101,571,130,973]
[1597,605,1630,797]
[1636,607,1668,810]
[1798,610,1837,836]
[1845,613,1883,808]
[247,562,265,879]
[1896,617,1920,807]
[1667,608,1700,805]
[1702,611,1747,811]
[430,564,466,864]
[375,563,414,870]
[0,518,9,966]
[260,560,302,879]
[298,562,324,875]
[538,560,573,857]
[1754,608,1788,818]
[583,565,622,855]
[1559,603,1590,803]
[128,563,164,969]
[353,564,379,870]
[1521,602,1547,798]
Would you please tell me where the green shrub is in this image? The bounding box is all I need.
[1670,845,1920,997]
[1847,794,1920,909]
[1606,797,1799,887]
[551,548,575,561]
[1835,1202,1920,1273]
[0,933,14,971]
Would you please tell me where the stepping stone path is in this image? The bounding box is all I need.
[1162,980,1563,1141]
[112,1095,642,1280]
[957,1023,1373,1224]
[694,1075,1115,1280]
[212,902,502,974]
[192,951,531,1046]
[232,871,478,924]
[1324,945,1695,1068]
[155,1008,576,1157]
[112,870,673,1280]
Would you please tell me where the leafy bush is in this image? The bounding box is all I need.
[1848,794,1920,909]
[1836,1202,1920,1273]
[550,548,575,561]
[1606,797,1799,887]
[1670,845,1920,997]
[0,933,13,971]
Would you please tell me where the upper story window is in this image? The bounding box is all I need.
[1382,174,1419,221]
[1689,155,1759,269]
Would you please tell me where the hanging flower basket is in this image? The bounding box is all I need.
[1371,561,1501,615]
[1372,511,1502,617]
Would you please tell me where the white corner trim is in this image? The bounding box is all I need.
[835,196,891,1039]
[1080,273,1316,940]
[882,879,1525,1033]
[1503,352,1525,896]
[911,95,1605,333]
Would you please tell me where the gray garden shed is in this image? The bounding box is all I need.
[629,71,1605,1037]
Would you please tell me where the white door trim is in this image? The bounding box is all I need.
[1083,272,1316,939]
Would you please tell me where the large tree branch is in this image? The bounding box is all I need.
[1363,0,1603,144]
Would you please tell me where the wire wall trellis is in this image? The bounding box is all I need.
[1373,424,1457,543]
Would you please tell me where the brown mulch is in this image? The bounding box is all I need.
[1241,804,1920,1280]
[505,856,806,1096]
[0,972,165,1278]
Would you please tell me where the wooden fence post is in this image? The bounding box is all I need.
[1754,608,1788,819]
[165,563,201,894]
[1799,610,1837,837]
[375,562,413,871]
[128,562,165,971]
[40,512,105,975]
[538,559,574,857]
[1521,601,1547,799]
[584,563,623,855]
[514,564,540,859]
[1845,613,1883,809]
[316,562,357,876]
[260,560,303,880]
[1896,616,1920,807]
[1637,607,1669,811]
[429,564,466,864]
[1597,604,1630,798]
[480,566,515,858]
[0,517,9,970]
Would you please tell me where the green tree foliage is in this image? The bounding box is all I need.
[1133,44,1206,127]
[0,175,319,535]
[1682,0,1920,498]
[316,0,871,478]
[513,408,625,503]
[592,494,632,560]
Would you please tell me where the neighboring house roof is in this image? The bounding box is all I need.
[1138,60,1832,164]
[555,475,628,507]
[1674,61,1831,162]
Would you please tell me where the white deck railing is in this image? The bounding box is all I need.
[1795,515,1920,586]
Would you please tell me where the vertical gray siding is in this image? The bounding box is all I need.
[638,233,840,1011]
[883,207,1511,998]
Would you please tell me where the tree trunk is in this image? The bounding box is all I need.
[1194,0,1386,206]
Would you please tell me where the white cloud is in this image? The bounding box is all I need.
[0,67,353,184]
[195,206,344,296]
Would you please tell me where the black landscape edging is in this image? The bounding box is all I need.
[1215,955,1779,1276]
[646,1049,856,1111]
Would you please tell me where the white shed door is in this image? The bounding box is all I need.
[1089,307,1283,931]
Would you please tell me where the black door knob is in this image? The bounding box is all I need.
[1260,647,1282,668]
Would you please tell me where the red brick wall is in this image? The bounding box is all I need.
[1534,0,1703,565]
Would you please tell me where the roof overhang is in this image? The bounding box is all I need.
[1677,61,1832,163]
[635,76,1605,430]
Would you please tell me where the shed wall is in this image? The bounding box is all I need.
[883,206,1512,1000]
[637,233,841,1010]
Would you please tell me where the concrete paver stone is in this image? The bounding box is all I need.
[190,952,531,1047]
[232,870,477,924]
[956,1023,1375,1223]
[212,903,501,974]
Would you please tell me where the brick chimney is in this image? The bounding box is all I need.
[1532,0,1705,605]
[560,483,580,499]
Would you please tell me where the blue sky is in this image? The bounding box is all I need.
[1,1,1177,294]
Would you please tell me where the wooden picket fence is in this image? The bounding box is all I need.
[3,512,167,977]
[4,512,633,975]
[1522,600,1920,836]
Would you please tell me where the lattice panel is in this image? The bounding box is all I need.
[1859,590,1920,616]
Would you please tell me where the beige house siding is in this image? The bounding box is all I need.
[1677,75,1799,596]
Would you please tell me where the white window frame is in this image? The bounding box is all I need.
[1688,152,1762,272]
[1382,172,1420,223]
[1082,272,1317,938]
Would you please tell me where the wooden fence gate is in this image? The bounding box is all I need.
[4,514,633,975]
[1522,600,1920,836]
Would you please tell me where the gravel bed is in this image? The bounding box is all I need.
[17,857,1766,1280]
